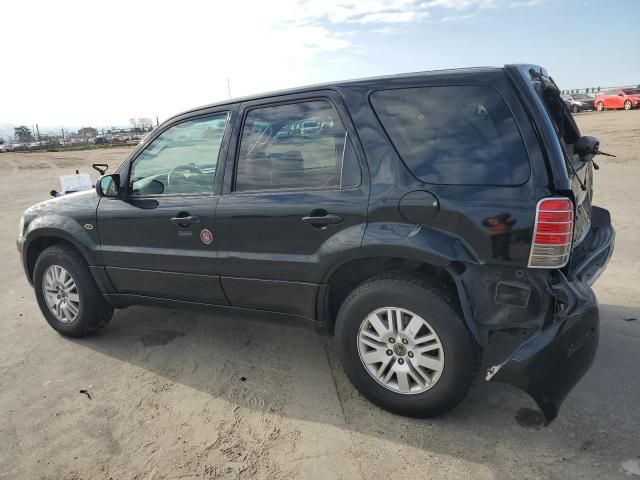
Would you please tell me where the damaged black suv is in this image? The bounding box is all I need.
[17,64,615,424]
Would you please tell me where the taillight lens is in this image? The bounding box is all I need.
[528,197,574,268]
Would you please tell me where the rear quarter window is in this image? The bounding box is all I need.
[370,85,530,186]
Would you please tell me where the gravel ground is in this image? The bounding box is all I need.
[0,110,638,480]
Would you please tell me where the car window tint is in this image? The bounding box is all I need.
[234,100,360,192]
[130,114,228,195]
[370,85,530,186]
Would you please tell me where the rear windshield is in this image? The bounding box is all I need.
[623,88,640,95]
[370,86,530,185]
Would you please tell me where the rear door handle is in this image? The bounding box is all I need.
[170,215,200,227]
[301,213,344,226]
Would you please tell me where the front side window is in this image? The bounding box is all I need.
[130,113,228,195]
[234,100,360,192]
[370,85,530,185]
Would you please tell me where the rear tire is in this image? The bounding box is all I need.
[624,100,632,110]
[34,244,113,337]
[596,101,604,111]
[571,104,579,114]
[335,273,478,418]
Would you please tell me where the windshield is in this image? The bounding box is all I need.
[623,88,640,95]
[573,94,591,100]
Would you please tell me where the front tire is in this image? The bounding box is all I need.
[34,244,113,337]
[335,274,478,418]
[571,104,579,114]
[624,100,632,110]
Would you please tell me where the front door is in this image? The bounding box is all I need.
[214,95,369,317]
[97,111,232,304]
[607,90,623,109]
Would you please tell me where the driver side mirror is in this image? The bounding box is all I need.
[96,174,121,198]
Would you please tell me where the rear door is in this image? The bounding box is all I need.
[97,110,233,304]
[214,93,369,317]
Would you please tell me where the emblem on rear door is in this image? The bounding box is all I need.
[200,228,213,245]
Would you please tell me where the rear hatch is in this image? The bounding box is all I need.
[511,65,593,247]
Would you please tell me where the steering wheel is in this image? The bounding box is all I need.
[167,164,205,190]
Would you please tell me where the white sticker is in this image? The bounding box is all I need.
[60,173,92,193]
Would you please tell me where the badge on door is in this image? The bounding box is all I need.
[200,228,213,245]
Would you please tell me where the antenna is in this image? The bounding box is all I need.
[226,78,232,99]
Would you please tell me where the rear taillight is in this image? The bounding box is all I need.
[528,197,574,268]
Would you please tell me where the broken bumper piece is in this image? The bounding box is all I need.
[486,277,599,425]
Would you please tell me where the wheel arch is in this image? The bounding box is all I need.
[25,234,88,283]
[317,255,481,342]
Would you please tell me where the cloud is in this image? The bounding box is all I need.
[0,0,551,125]
[509,0,546,7]
[440,13,478,22]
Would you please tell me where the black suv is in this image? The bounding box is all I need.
[18,64,615,424]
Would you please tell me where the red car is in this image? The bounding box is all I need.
[594,88,640,111]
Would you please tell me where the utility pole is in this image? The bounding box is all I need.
[156,115,159,127]
[226,78,232,99]
[35,124,41,141]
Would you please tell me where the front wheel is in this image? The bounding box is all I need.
[34,244,113,337]
[596,101,604,111]
[571,104,579,114]
[335,274,478,418]
[624,100,632,110]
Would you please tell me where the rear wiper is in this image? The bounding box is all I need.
[575,135,616,171]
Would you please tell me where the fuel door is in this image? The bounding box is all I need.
[398,190,439,225]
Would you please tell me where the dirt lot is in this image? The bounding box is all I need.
[1,110,639,480]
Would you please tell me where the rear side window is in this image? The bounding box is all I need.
[370,86,530,185]
[234,100,360,192]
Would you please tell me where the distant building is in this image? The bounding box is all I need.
[78,127,98,137]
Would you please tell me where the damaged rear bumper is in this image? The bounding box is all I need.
[486,206,614,424]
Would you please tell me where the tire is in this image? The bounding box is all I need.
[624,100,632,110]
[335,273,479,418]
[571,104,579,114]
[33,244,113,337]
[596,101,604,111]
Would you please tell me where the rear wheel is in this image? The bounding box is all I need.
[596,101,604,111]
[335,274,478,418]
[34,244,113,337]
[571,104,579,114]
[624,100,632,110]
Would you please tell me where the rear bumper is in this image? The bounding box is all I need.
[487,277,598,424]
[487,205,614,424]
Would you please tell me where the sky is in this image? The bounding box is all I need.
[1,0,639,131]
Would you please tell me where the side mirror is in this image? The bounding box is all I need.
[96,174,121,198]
[618,93,624,97]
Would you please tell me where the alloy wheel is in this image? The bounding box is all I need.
[42,265,80,323]
[624,100,632,110]
[357,307,445,394]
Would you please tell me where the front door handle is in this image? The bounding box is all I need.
[170,214,200,227]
